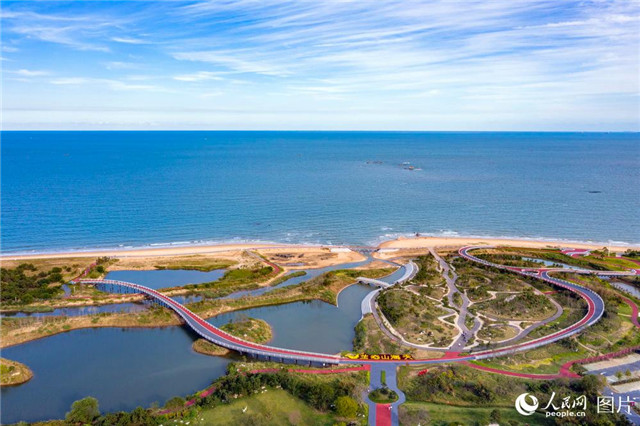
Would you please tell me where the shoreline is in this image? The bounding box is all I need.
[2,235,639,260]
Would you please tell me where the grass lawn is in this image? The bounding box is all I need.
[400,401,553,426]
[194,389,340,426]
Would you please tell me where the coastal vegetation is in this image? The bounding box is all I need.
[1,307,181,348]
[471,287,556,321]
[409,254,444,287]
[352,314,411,356]
[187,267,393,318]
[221,316,272,343]
[153,256,235,272]
[0,357,33,386]
[175,264,275,299]
[1,268,392,348]
[368,387,398,403]
[452,257,535,302]
[196,389,340,425]
[399,402,550,426]
[194,365,367,419]
[1,263,65,304]
[377,288,457,347]
[192,316,273,356]
[28,363,367,425]
[269,270,306,286]
[489,246,640,271]
[397,364,631,425]
[467,274,639,376]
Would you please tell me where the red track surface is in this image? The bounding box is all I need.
[81,245,608,365]
[622,296,640,328]
[81,245,636,370]
[250,366,369,374]
[465,297,640,380]
[375,404,391,426]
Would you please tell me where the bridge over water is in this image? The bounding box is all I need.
[76,249,607,366]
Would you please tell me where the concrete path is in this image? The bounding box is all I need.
[367,363,406,426]
[429,248,479,351]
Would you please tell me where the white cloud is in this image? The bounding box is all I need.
[173,71,225,82]
[8,69,50,77]
[2,0,638,129]
[111,36,147,44]
[50,77,163,92]
[104,61,139,70]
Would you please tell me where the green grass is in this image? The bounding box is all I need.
[368,387,398,403]
[269,270,307,286]
[194,389,339,426]
[154,258,235,272]
[471,343,591,375]
[400,401,553,426]
[221,317,272,344]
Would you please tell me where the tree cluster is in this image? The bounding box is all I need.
[1,263,65,304]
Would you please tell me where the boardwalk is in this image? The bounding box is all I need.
[74,247,629,426]
[76,248,609,366]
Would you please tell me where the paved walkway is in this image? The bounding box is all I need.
[429,248,478,351]
[366,363,406,426]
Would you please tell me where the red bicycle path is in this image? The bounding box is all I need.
[376,404,391,426]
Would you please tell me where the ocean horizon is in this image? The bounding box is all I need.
[2,131,639,254]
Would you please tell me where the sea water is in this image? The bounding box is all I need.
[2,131,638,253]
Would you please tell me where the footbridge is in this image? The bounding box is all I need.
[76,279,341,366]
[357,277,392,288]
[458,246,639,278]
[75,248,613,367]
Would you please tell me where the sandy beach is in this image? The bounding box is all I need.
[0,243,319,260]
[378,236,640,252]
[1,235,638,262]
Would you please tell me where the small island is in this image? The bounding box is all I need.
[0,358,33,386]
[192,316,273,357]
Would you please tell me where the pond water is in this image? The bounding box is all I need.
[1,303,148,318]
[170,294,204,304]
[0,284,373,424]
[221,255,377,300]
[0,327,230,425]
[521,257,584,271]
[105,268,226,290]
[609,280,640,299]
[2,269,221,317]
[211,283,373,353]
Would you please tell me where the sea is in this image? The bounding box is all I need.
[1,131,639,254]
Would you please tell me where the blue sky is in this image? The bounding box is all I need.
[1,1,639,130]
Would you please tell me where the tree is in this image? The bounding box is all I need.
[66,396,100,424]
[164,396,186,410]
[335,395,358,418]
[490,408,502,424]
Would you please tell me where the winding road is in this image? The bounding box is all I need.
[75,245,637,426]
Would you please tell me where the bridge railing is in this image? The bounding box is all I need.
[460,246,605,358]
[78,279,340,364]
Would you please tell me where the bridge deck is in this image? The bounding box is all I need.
[357,277,391,288]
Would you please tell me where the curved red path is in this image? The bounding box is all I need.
[621,296,640,328]
[465,297,640,380]
[249,366,369,374]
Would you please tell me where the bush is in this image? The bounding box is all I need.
[335,395,358,418]
[66,396,100,424]
[164,396,186,410]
